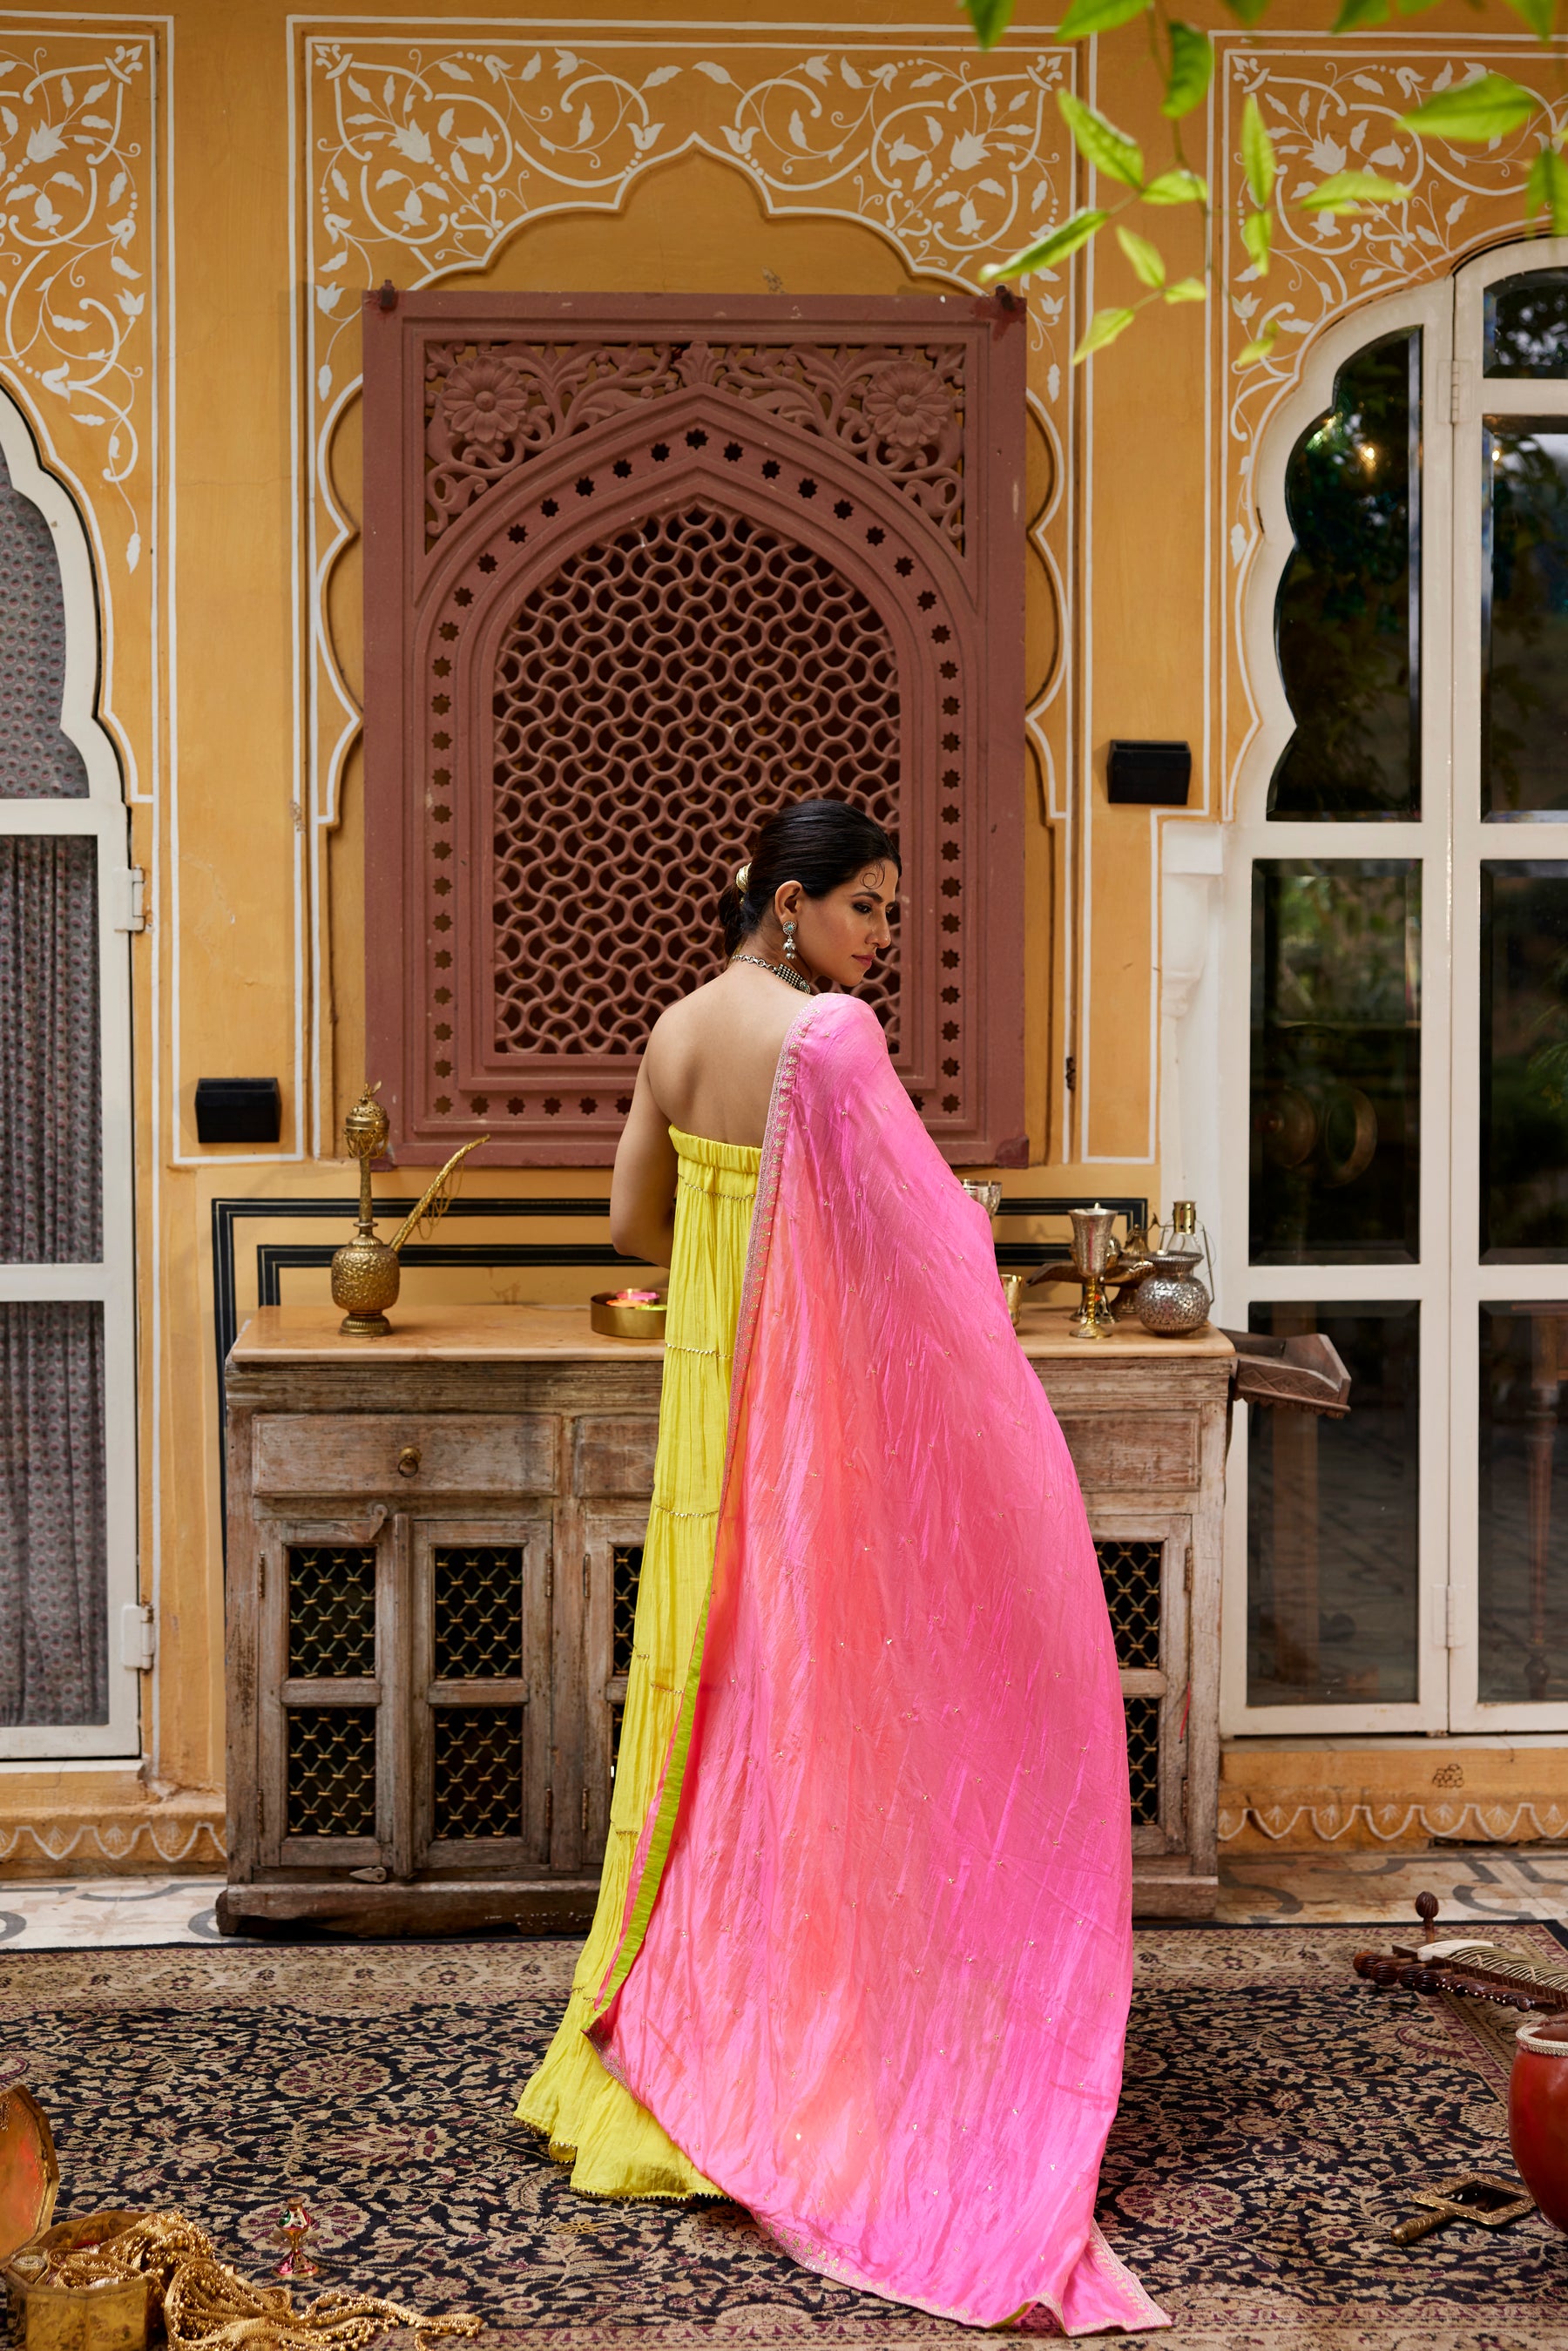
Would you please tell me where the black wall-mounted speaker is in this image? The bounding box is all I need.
[194,1078,283,1145]
[1106,740,1193,807]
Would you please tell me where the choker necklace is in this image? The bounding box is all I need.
[730,951,813,996]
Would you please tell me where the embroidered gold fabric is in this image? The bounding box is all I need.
[33,2212,478,2349]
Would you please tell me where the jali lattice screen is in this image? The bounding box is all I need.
[364,294,1026,1165]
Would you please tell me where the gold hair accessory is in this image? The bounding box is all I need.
[734,862,751,893]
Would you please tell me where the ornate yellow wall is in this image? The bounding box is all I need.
[0,0,1558,1866]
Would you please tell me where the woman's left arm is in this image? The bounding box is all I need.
[610,1058,679,1268]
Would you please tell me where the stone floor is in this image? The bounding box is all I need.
[0,1848,1562,1944]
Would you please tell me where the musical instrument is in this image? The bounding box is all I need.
[1351,1889,1568,2014]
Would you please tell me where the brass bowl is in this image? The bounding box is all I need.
[591,1290,668,1341]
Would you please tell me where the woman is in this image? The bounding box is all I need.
[518,799,1165,2335]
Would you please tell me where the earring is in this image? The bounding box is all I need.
[783,919,800,965]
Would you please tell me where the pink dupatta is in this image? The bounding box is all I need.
[590,995,1167,2335]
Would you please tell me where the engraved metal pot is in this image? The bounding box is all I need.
[330,1233,401,1336]
[1133,1249,1212,1337]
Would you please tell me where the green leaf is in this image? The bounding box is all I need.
[1073,306,1137,363]
[1164,276,1208,304]
[958,0,1017,48]
[1220,0,1270,21]
[1395,0,1446,13]
[977,206,1109,283]
[1241,93,1277,210]
[1115,223,1166,287]
[1161,22,1213,118]
[1502,0,1556,37]
[1332,0,1390,29]
[1144,166,1210,205]
[1299,169,1413,213]
[1400,72,1539,143]
[1242,207,1272,274]
[1234,321,1280,368]
[1058,90,1145,189]
[1526,141,1568,232]
[1059,0,1150,34]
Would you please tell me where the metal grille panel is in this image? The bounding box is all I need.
[612,1543,643,1679]
[434,1546,524,1679]
[1095,1538,1163,1671]
[286,1707,376,1837]
[1124,1696,1161,1827]
[486,504,902,1064]
[433,1706,524,1839]
[288,1547,376,1679]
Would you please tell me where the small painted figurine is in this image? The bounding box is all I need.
[274,2203,319,2279]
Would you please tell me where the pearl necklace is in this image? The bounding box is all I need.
[729,951,814,996]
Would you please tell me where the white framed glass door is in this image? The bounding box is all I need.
[0,396,139,1758]
[1449,240,1568,1732]
[1220,283,1456,1735]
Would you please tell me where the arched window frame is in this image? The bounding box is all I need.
[0,389,140,1760]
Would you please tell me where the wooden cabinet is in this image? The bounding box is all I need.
[220,1305,1231,1934]
[1019,1314,1233,1916]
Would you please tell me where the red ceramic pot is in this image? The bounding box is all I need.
[1509,2016,1568,2231]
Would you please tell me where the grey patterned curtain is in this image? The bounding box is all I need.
[0,1304,106,1724]
[0,430,108,1728]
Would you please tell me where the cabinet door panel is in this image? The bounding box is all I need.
[1090,1515,1193,1859]
[409,1517,552,1873]
[260,1523,393,1870]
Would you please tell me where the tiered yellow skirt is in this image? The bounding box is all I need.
[516,1125,760,2198]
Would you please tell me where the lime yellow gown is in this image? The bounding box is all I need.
[516,1125,760,2198]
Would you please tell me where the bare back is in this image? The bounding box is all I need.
[645,967,802,1146]
[608,967,806,1265]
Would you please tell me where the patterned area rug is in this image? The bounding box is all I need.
[1,1925,1565,2349]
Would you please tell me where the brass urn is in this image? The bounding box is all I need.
[332,1084,400,1335]
[330,1084,490,1338]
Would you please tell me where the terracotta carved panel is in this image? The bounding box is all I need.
[364,294,1025,1166]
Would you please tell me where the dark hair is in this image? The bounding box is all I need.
[718,798,900,956]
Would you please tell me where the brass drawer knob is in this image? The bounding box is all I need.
[396,1445,421,1478]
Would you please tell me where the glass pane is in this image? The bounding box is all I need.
[0,1300,107,1725]
[1269,331,1420,820]
[1484,270,1568,380]
[1250,861,1420,1265]
[0,836,101,1262]
[1479,1305,1568,1702]
[1483,422,1568,818]
[1247,1302,1419,1707]
[1481,863,1568,1258]
[0,442,88,798]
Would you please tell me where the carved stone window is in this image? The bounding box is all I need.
[364,294,1025,1165]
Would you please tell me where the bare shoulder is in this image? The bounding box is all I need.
[641,968,805,1142]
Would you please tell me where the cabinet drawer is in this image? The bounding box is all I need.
[1058,1414,1199,1492]
[253,1414,556,1498]
[573,1415,658,1497]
